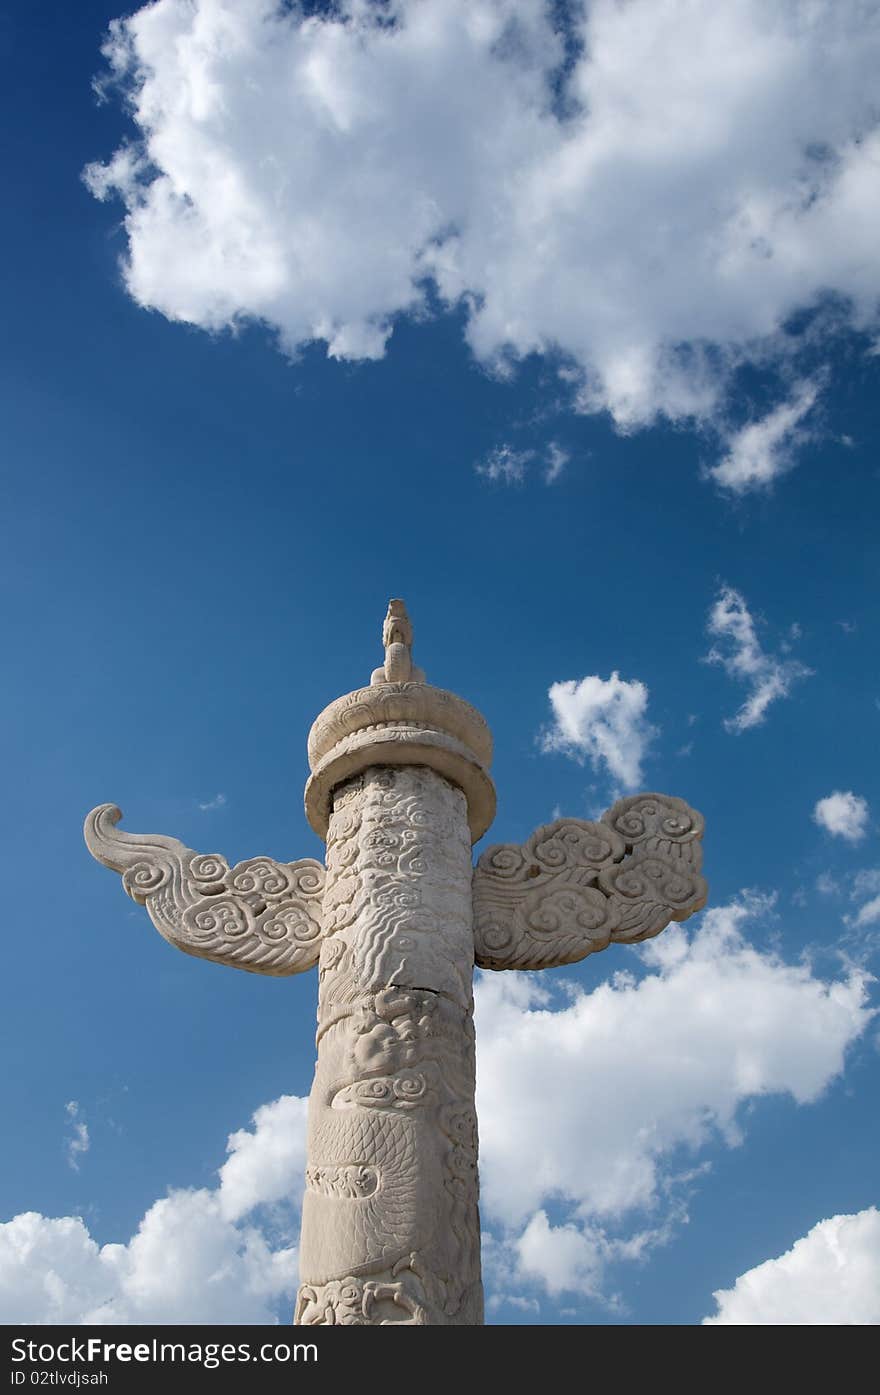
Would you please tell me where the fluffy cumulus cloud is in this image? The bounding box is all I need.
[542,672,656,790]
[703,1208,880,1324]
[474,897,873,1303]
[84,0,880,478]
[813,790,870,843]
[704,585,812,731]
[217,1094,308,1223]
[1,903,874,1320]
[0,1095,307,1324]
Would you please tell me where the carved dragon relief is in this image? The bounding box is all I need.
[84,804,326,975]
[297,768,482,1326]
[473,793,707,971]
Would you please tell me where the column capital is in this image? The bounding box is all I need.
[304,601,495,843]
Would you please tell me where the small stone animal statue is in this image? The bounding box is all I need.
[371,599,426,685]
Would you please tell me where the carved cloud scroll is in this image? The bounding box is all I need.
[473,793,707,971]
[84,804,326,975]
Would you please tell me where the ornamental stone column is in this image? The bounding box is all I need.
[85,599,707,1326]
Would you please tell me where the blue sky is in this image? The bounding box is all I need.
[2,0,879,1325]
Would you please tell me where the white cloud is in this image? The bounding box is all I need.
[813,791,870,843]
[198,792,227,811]
[476,440,570,485]
[4,900,875,1320]
[84,0,880,463]
[475,444,533,485]
[704,585,811,732]
[708,380,820,493]
[842,868,880,946]
[218,1095,308,1223]
[506,1207,683,1303]
[541,672,655,790]
[515,1211,603,1299]
[485,1288,540,1316]
[64,1102,90,1173]
[0,1095,306,1324]
[703,1208,880,1325]
[474,897,873,1300]
[543,442,570,485]
[851,895,880,929]
[815,872,839,897]
[853,869,880,899]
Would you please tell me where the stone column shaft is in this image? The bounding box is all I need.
[295,765,482,1325]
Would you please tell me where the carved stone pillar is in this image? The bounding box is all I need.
[295,765,481,1325]
[84,599,707,1329]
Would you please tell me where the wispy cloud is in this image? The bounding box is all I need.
[707,380,821,494]
[541,671,656,791]
[543,442,569,484]
[704,585,812,732]
[475,444,533,485]
[64,1102,90,1173]
[815,872,840,897]
[852,869,880,901]
[475,440,570,486]
[851,895,880,929]
[844,868,880,931]
[835,866,880,962]
[198,793,227,812]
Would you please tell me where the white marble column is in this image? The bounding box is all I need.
[295,764,482,1325]
[84,600,707,1329]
